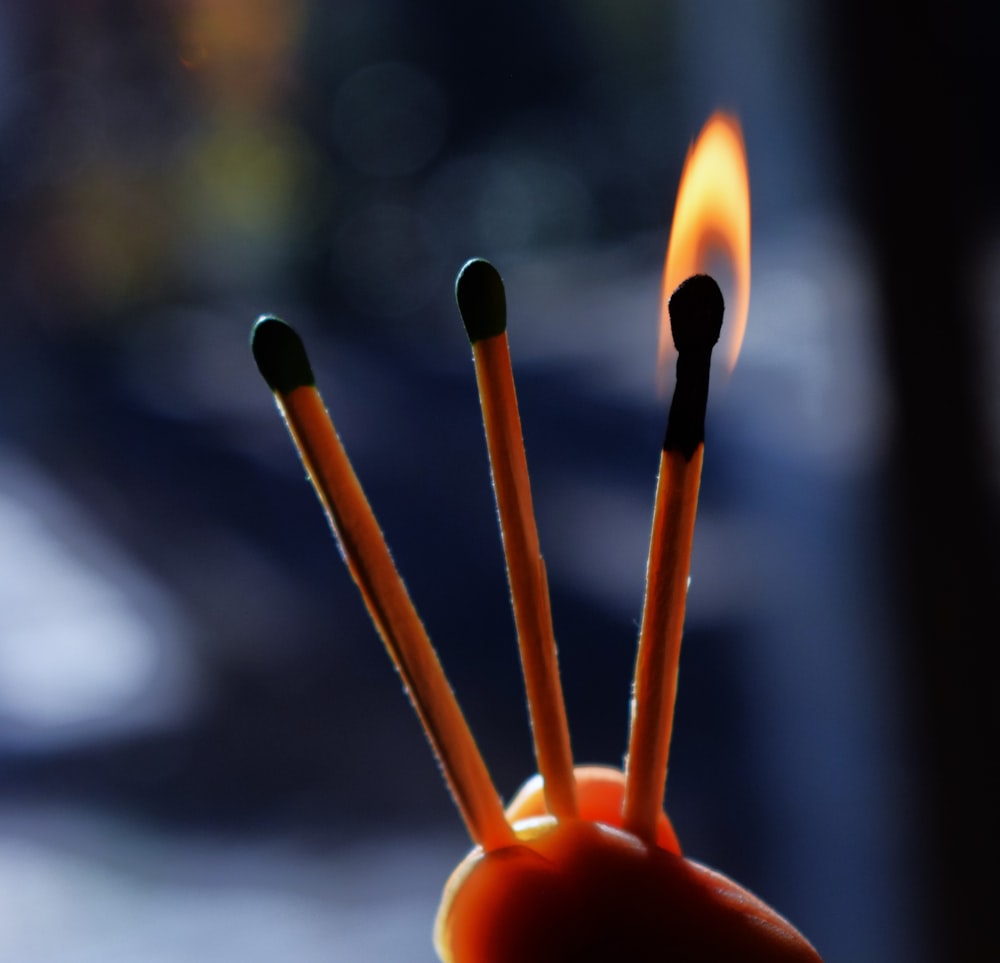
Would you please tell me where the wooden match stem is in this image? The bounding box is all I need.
[622,444,704,843]
[472,333,578,820]
[622,274,721,844]
[275,384,514,852]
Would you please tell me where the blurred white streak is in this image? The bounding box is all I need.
[506,216,885,468]
[538,478,776,623]
[0,806,455,962]
[736,217,887,466]
[0,447,200,749]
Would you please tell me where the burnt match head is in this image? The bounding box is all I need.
[456,258,507,343]
[667,274,724,353]
[251,315,315,393]
[663,275,725,458]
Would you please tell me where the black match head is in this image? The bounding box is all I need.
[251,315,315,393]
[456,258,507,342]
[667,274,724,353]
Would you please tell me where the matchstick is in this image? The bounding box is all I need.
[251,316,514,852]
[622,274,724,844]
[455,258,578,820]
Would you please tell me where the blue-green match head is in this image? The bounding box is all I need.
[251,316,316,393]
[455,258,507,343]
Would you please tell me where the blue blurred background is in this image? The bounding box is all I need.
[1,2,997,961]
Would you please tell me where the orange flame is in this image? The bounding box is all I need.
[659,112,750,387]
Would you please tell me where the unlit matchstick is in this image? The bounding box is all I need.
[623,274,724,844]
[455,258,578,821]
[251,316,514,852]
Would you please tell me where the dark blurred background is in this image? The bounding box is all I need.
[0,2,997,960]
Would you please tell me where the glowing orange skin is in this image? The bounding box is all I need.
[505,765,682,854]
[435,768,822,963]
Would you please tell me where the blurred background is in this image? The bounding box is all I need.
[0,2,997,960]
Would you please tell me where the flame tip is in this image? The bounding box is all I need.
[659,111,750,383]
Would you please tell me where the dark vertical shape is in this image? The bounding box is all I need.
[828,4,999,959]
[662,274,724,459]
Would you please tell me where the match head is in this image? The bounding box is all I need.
[251,315,315,393]
[456,258,507,343]
[667,275,724,353]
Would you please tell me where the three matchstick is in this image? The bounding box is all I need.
[251,259,723,849]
